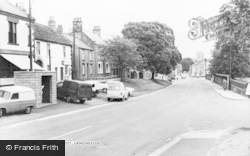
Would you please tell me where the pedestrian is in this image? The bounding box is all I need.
[222,78,227,91]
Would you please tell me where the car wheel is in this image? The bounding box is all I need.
[80,100,85,104]
[66,96,71,103]
[125,95,129,100]
[24,106,32,114]
[121,96,125,101]
[0,109,3,117]
[107,98,111,101]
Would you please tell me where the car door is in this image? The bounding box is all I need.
[8,93,21,113]
[57,82,65,98]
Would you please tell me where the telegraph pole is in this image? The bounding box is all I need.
[29,0,33,71]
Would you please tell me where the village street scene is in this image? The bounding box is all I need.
[0,0,250,156]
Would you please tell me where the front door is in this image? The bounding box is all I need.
[60,67,64,81]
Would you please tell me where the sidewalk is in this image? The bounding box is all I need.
[203,79,250,101]
[0,93,110,128]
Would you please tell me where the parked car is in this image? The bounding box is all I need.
[83,80,107,97]
[106,81,129,101]
[57,80,93,103]
[0,86,36,117]
[125,87,135,96]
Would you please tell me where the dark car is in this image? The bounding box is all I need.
[57,80,93,103]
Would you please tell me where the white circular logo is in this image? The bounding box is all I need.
[6,145,12,150]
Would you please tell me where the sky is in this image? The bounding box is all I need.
[8,0,230,59]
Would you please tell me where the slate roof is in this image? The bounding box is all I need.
[63,34,93,51]
[0,0,28,19]
[82,30,105,45]
[34,23,71,46]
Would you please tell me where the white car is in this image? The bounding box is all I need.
[83,80,107,96]
[106,81,129,101]
[126,87,135,96]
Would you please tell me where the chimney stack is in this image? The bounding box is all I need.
[16,2,26,12]
[57,25,63,35]
[93,26,101,37]
[48,16,56,31]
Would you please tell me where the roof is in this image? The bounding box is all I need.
[82,30,105,45]
[34,23,71,46]
[63,34,93,50]
[0,86,34,93]
[0,0,28,19]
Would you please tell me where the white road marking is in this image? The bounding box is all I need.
[49,125,93,140]
[148,128,232,156]
[102,119,110,123]
[180,81,191,96]
[148,137,182,156]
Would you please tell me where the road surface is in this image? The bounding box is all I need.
[0,77,250,156]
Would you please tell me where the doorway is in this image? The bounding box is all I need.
[42,76,51,103]
[60,67,64,81]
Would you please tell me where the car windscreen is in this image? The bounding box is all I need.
[109,86,120,91]
[0,90,11,100]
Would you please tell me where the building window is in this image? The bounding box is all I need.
[90,64,93,74]
[105,62,110,73]
[47,65,51,71]
[47,43,50,57]
[8,22,17,44]
[63,46,66,58]
[89,51,92,61]
[65,65,69,75]
[82,64,85,75]
[98,62,103,74]
[36,42,40,55]
[81,49,85,60]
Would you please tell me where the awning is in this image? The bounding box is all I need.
[1,54,44,70]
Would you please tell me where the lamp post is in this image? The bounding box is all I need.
[29,0,33,71]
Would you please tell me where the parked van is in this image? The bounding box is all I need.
[0,86,36,117]
[57,80,93,103]
[107,81,129,101]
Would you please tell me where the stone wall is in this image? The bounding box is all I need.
[14,71,57,108]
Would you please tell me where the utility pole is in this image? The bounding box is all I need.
[29,0,33,71]
[72,17,82,80]
[72,24,76,79]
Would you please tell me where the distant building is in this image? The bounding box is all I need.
[70,19,114,79]
[63,34,94,80]
[0,0,43,86]
[175,64,183,76]
[33,20,72,82]
[190,59,210,77]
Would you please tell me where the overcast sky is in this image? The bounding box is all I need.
[8,0,230,59]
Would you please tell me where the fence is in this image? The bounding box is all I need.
[205,74,212,80]
[230,79,248,95]
[208,73,248,96]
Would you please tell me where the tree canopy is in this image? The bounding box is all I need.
[180,58,194,72]
[122,22,182,79]
[100,36,142,80]
[210,0,250,78]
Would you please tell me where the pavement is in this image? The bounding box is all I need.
[202,78,250,101]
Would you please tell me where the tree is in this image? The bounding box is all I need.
[180,60,191,72]
[100,36,142,81]
[122,22,182,79]
[210,0,250,78]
